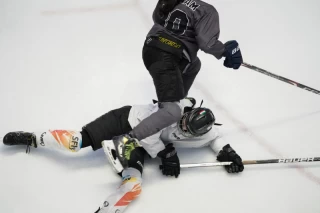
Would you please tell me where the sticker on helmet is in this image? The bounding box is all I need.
[199,110,206,115]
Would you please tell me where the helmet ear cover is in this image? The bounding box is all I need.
[183,106,193,113]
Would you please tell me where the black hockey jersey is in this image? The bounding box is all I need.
[147,0,225,62]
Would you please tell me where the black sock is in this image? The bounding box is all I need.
[81,130,93,149]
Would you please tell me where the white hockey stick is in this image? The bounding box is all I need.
[181,157,320,169]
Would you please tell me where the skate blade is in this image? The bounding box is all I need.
[102,140,124,173]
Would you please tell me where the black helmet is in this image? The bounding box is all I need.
[159,0,181,14]
[178,107,215,137]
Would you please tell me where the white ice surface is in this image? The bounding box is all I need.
[0,0,320,213]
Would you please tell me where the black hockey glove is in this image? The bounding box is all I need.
[217,144,244,173]
[157,143,180,178]
[223,40,243,70]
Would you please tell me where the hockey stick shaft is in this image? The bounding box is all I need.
[180,157,320,168]
[241,62,320,95]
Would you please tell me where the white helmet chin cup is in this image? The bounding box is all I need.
[102,140,124,173]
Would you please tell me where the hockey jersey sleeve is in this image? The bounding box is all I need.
[208,128,228,154]
[139,131,165,158]
[194,5,225,59]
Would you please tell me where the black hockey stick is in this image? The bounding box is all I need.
[180,157,320,168]
[241,62,320,95]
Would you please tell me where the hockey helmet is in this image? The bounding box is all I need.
[159,0,181,14]
[178,107,215,137]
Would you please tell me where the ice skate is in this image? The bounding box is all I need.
[3,131,37,153]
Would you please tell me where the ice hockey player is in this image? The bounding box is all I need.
[3,98,244,213]
[127,0,244,150]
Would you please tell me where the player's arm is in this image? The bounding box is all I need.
[209,134,228,154]
[139,132,165,158]
[195,6,243,69]
[194,6,225,59]
[209,131,244,173]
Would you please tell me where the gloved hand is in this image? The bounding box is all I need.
[217,144,244,173]
[223,40,243,69]
[157,143,180,178]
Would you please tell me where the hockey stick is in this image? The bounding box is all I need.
[180,157,320,168]
[241,62,320,95]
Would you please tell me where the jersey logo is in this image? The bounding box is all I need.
[158,36,182,48]
[103,201,109,207]
[40,132,46,146]
[172,133,181,140]
[146,37,152,44]
[182,0,200,11]
[165,9,189,35]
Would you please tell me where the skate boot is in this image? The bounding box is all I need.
[3,131,37,153]
[102,134,141,173]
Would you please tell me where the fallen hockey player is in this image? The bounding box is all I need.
[2,98,244,213]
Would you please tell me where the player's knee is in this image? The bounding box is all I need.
[187,58,201,75]
[162,102,182,122]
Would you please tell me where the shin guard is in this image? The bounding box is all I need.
[35,130,82,152]
[95,168,142,213]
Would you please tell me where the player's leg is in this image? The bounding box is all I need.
[2,130,84,153]
[83,106,132,151]
[143,46,185,102]
[182,57,201,95]
[2,106,133,153]
[95,148,146,213]
[129,45,184,140]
